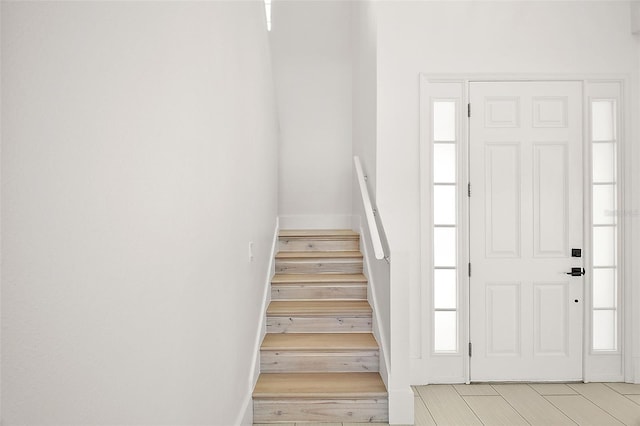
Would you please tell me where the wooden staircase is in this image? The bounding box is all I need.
[253,229,388,423]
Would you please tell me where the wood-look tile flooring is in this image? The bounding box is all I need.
[255,383,640,425]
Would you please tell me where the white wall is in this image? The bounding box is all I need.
[351,0,389,349]
[351,0,378,200]
[373,0,639,380]
[271,0,352,229]
[1,2,278,424]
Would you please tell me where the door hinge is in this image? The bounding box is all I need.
[468,182,471,197]
[468,262,471,277]
[467,103,471,118]
[469,342,473,357]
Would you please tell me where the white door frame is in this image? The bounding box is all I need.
[416,73,633,384]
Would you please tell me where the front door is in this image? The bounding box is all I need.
[469,81,584,381]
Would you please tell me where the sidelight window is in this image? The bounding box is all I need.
[591,99,618,352]
[432,100,458,353]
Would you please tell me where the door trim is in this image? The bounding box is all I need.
[416,73,632,385]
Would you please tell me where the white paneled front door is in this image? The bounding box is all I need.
[469,81,584,381]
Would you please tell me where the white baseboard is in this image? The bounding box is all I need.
[234,217,279,426]
[279,214,352,230]
[389,388,415,425]
[237,396,253,426]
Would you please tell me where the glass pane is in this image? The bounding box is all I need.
[434,227,456,267]
[433,144,456,183]
[592,142,616,183]
[593,268,616,309]
[592,100,615,141]
[433,101,456,141]
[433,185,456,225]
[593,309,617,351]
[593,226,616,267]
[592,184,616,225]
[434,311,457,352]
[434,269,457,309]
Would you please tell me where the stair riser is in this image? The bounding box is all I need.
[253,399,388,423]
[276,259,363,275]
[267,316,372,333]
[278,238,359,252]
[271,284,367,300]
[261,351,379,373]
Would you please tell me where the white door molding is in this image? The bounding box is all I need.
[416,73,633,384]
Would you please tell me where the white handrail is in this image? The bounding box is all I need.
[354,156,385,260]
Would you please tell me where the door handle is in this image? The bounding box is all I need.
[566,267,585,277]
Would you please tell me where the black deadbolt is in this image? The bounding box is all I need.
[572,248,582,258]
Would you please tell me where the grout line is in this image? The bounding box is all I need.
[414,393,437,426]
[602,382,640,397]
[527,383,543,396]
[499,385,533,426]
[540,394,580,426]
[623,394,640,406]
[452,383,462,396]
[566,384,628,425]
[603,383,620,395]
[455,385,487,426]
[415,387,439,425]
[459,394,487,426]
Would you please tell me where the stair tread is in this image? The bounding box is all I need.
[272,273,367,284]
[253,372,387,399]
[276,251,363,259]
[261,333,378,351]
[267,300,372,316]
[280,229,359,239]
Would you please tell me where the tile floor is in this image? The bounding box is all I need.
[255,382,640,425]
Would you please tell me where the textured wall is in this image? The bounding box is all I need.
[1,2,278,424]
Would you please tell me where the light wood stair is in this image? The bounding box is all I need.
[271,273,368,300]
[275,251,364,275]
[278,229,360,252]
[253,229,388,423]
[267,300,372,333]
[254,373,387,423]
[260,333,379,373]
